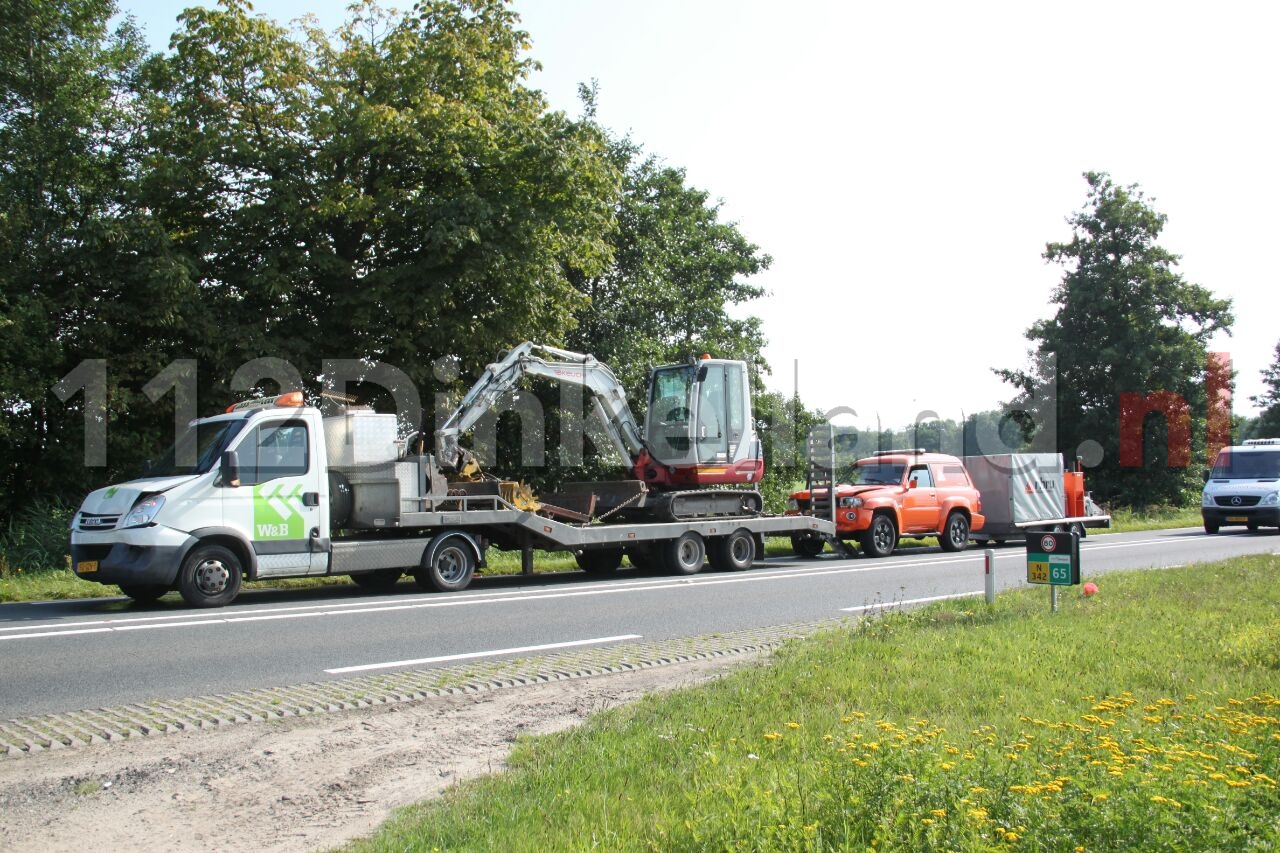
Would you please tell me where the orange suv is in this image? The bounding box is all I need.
[789,450,984,557]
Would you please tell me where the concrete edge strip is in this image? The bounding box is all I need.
[1,618,847,758]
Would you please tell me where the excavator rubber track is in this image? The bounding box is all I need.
[634,489,764,523]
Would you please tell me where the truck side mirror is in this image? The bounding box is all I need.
[908,479,918,489]
[220,450,241,488]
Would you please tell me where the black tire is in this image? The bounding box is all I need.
[1204,520,1220,534]
[939,511,970,553]
[790,535,825,558]
[626,547,655,571]
[118,583,169,604]
[414,536,476,592]
[1247,521,1260,532]
[576,548,624,575]
[860,514,897,558]
[662,532,706,575]
[709,529,756,571]
[177,544,243,608]
[351,569,402,591]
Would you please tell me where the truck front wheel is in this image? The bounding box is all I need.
[790,534,825,558]
[177,544,243,608]
[939,512,970,552]
[860,514,897,558]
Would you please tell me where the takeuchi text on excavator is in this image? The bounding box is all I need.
[432,342,765,522]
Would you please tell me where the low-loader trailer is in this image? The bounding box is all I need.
[71,345,832,607]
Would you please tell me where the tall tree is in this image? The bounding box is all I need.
[1250,341,1280,438]
[998,172,1233,506]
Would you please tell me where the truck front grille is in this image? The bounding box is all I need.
[77,513,121,531]
[1215,496,1261,507]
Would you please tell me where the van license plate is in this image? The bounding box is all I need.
[1226,516,1248,523]
[77,560,98,573]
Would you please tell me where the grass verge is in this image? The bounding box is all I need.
[1104,505,1202,533]
[348,556,1280,852]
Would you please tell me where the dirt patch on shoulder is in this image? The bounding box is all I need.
[0,655,759,852]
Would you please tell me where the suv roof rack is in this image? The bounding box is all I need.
[872,448,927,456]
[1243,438,1280,446]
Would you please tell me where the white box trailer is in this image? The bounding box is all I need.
[963,453,1109,543]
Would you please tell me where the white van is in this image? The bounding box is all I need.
[1201,438,1280,533]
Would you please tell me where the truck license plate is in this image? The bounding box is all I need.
[1226,516,1248,523]
[77,560,98,573]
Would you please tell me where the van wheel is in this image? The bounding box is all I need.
[662,532,706,575]
[1204,521,1219,534]
[351,569,402,591]
[178,544,243,608]
[414,537,476,592]
[119,584,168,604]
[860,514,897,558]
[709,529,756,571]
[939,512,969,552]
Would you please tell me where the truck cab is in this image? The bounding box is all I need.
[1201,438,1280,533]
[71,392,334,607]
[789,450,984,558]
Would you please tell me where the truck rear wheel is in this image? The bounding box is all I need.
[939,511,970,552]
[860,514,897,558]
[414,536,476,592]
[177,544,243,608]
[709,529,756,571]
[576,549,624,575]
[662,532,706,575]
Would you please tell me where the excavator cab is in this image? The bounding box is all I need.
[643,358,763,486]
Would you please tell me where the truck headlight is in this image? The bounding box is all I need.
[123,495,166,528]
[786,498,799,512]
[838,496,863,508]
[1263,492,1279,506]
[1202,492,1213,507]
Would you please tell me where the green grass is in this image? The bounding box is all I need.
[1103,505,1202,533]
[346,556,1280,852]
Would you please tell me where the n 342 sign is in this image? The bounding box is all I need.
[1026,532,1081,586]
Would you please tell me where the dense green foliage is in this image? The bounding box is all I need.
[999,172,1234,507]
[349,557,1280,851]
[0,0,774,522]
[1249,341,1280,439]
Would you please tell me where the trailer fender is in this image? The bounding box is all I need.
[424,531,484,568]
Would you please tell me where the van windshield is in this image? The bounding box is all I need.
[145,420,246,477]
[1210,449,1280,480]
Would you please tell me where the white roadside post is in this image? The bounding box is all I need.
[984,548,996,604]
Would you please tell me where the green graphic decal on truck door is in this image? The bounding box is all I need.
[253,483,305,540]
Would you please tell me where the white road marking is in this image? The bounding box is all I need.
[841,591,983,614]
[324,634,644,675]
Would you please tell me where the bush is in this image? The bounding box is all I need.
[0,498,76,574]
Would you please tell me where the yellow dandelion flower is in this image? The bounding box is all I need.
[921,818,935,826]
[930,809,947,817]
[763,732,781,741]
[786,721,801,730]
[940,762,955,771]
[968,807,989,820]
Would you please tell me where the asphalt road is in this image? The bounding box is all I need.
[2,527,1276,719]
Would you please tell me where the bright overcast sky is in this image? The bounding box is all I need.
[130,0,1280,428]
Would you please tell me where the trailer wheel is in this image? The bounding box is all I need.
[177,544,243,608]
[625,547,655,571]
[351,569,402,591]
[860,514,897,558]
[118,583,169,604]
[576,548,624,575]
[790,534,825,558]
[662,532,706,575]
[709,529,756,571]
[939,511,970,552]
[414,536,476,592]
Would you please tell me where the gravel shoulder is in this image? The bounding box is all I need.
[0,654,759,852]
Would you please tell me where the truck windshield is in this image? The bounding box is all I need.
[1209,450,1280,479]
[145,420,246,477]
[856,462,905,485]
